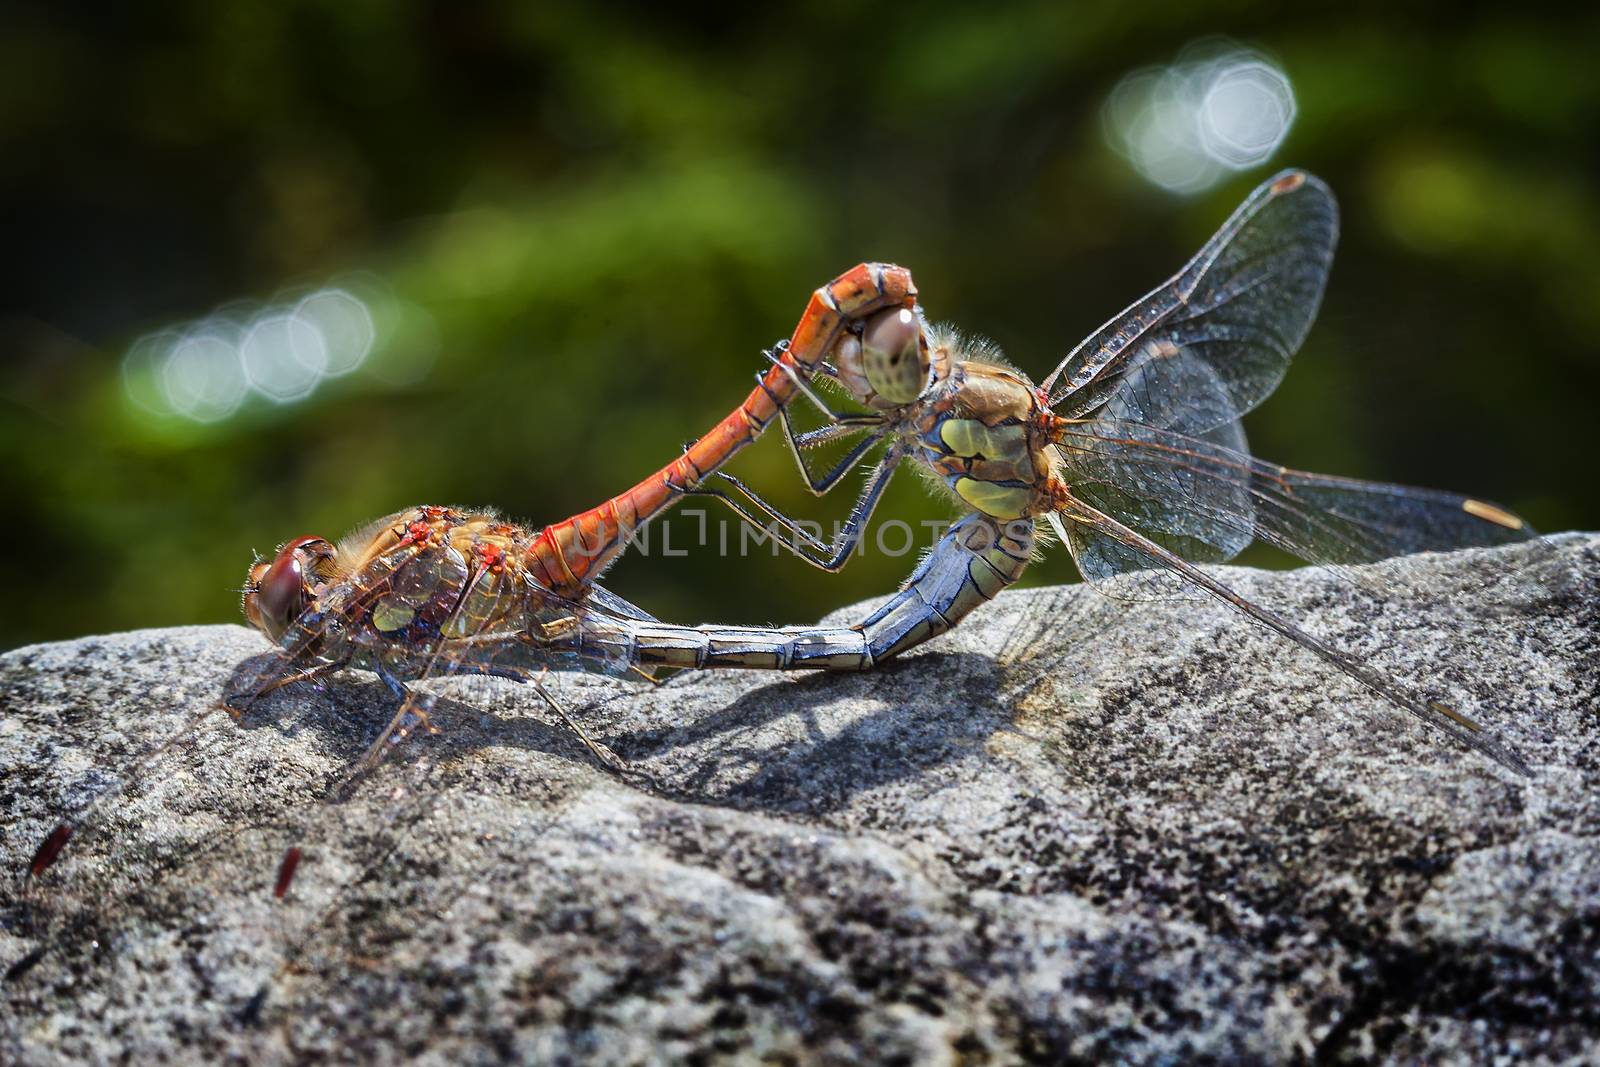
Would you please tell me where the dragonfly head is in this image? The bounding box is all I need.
[244,535,337,642]
[834,306,937,409]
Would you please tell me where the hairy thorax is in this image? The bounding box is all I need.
[910,361,1056,521]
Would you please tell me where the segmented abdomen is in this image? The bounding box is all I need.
[526,263,918,598]
[581,513,1033,671]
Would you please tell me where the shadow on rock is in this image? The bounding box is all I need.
[221,650,638,776]
[225,645,1022,821]
[626,652,1017,816]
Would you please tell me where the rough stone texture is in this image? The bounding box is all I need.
[1,535,1596,1065]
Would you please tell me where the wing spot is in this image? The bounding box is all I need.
[1462,499,1523,530]
[1428,699,1483,733]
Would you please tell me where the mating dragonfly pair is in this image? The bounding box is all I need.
[30,169,1538,880]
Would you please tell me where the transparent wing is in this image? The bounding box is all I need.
[583,584,660,624]
[1052,332,1533,602]
[430,579,646,683]
[247,536,652,705]
[1056,496,1532,776]
[1056,343,1254,600]
[1041,170,1337,432]
[1055,418,1535,601]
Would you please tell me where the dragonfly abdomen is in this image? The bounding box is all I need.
[583,512,1034,672]
[527,263,919,597]
[587,621,875,671]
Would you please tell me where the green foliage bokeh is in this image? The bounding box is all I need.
[2,2,1596,649]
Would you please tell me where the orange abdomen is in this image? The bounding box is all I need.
[526,263,917,597]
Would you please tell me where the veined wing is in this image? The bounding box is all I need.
[243,529,656,704]
[1053,340,1255,600]
[236,535,444,696]
[1052,417,1534,601]
[1041,170,1337,431]
[1055,496,1532,776]
[1049,340,1532,600]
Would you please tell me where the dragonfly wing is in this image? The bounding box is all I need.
[1053,510,1204,601]
[1042,170,1337,432]
[1055,415,1537,602]
[1057,496,1532,776]
[424,583,643,682]
[1249,469,1534,561]
[583,584,660,624]
[1056,435,1256,601]
[1057,346,1257,601]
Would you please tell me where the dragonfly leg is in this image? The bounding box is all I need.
[777,404,887,496]
[758,340,847,420]
[628,663,669,685]
[681,450,903,572]
[222,656,351,720]
[358,671,441,772]
[749,355,889,493]
[531,669,627,772]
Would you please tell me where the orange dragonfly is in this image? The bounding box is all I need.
[28,263,918,878]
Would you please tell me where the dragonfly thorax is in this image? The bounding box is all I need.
[913,359,1055,522]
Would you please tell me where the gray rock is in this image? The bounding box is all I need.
[1,534,1596,1065]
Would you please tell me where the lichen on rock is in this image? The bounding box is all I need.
[2,535,1596,1064]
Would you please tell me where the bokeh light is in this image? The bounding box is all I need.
[1104,42,1296,193]
[163,323,250,422]
[240,311,328,402]
[121,286,377,421]
[295,288,375,377]
[10,4,1593,659]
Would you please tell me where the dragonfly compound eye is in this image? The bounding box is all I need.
[859,307,929,406]
[246,535,327,640]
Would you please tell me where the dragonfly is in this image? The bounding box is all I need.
[672,171,1538,774]
[25,172,1535,886]
[26,263,920,879]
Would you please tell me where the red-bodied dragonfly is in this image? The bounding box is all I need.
[15,188,1539,1019]
[26,264,921,879]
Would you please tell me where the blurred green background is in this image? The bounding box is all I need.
[2,2,1596,650]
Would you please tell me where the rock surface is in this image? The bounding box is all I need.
[1,535,1596,1065]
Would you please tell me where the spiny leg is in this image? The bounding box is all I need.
[269,566,497,909]
[629,663,670,685]
[222,657,351,721]
[675,413,882,512]
[777,405,887,495]
[411,591,630,774]
[684,450,904,572]
[348,562,500,775]
[356,677,441,775]
[532,669,627,771]
[754,344,889,495]
[758,338,844,421]
[542,266,914,596]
